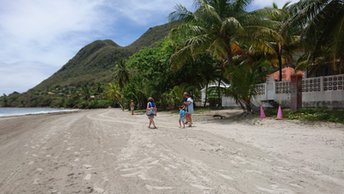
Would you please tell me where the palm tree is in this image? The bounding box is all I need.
[105,83,124,110]
[170,0,282,111]
[114,59,129,88]
[169,0,254,67]
[169,0,254,107]
[290,0,344,74]
[225,62,261,112]
[253,2,301,81]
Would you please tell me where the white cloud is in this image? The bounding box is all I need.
[0,0,114,65]
[0,0,117,94]
[0,0,299,95]
[107,0,193,25]
[0,61,55,95]
[0,0,193,95]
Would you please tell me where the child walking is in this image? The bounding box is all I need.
[179,105,186,128]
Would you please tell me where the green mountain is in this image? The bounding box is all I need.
[35,22,176,90]
[1,22,176,107]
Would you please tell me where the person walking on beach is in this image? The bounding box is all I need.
[183,93,188,124]
[130,99,135,115]
[146,97,157,129]
[179,105,186,128]
[183,92,194,127]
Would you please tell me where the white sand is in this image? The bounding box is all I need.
[0,109,343,193]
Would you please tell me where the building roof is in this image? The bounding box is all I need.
[268,67,304,81]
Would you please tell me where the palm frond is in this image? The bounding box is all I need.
[170,45,193,70]
[208,37,229,61]
[196,0,222,24]
[232,0,252,12]
[169,4,194,22]
[220,17,244,36]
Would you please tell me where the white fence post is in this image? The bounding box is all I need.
[320,76,324,92]
[266,77,276,100]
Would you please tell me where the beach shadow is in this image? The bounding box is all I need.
[194,109,259,125]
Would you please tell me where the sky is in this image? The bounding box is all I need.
[0,0,298,95]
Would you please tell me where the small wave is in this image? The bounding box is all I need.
[0,108,77,117]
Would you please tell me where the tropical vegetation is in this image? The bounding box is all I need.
[1,0,343,113]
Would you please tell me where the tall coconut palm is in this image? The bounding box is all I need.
[169,0,278,110]
[114,59,129,89]
[169,0,253,67]
[169,0,252,107]
[290,0,344,74]
[253,2,301,80]
[105,83,124,110]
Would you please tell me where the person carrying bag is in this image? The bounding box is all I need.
[146,97,157,129]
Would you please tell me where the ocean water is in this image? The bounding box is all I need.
[0,107,76,117]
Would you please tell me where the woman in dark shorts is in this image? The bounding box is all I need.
[146,97,157,129]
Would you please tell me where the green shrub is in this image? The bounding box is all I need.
[266,108,344,124]
[88,100,112,109]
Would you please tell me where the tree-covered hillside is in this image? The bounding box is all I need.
[0,23,176,108]
[35,22,177,91]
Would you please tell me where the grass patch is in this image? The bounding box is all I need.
[265,108,344,124]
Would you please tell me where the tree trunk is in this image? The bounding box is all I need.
[244,100,252,113]
[203,81,209,107]
[217,78,222,108]
[339,56,343,74]
[278,44,283,81]
[237,100,246,112]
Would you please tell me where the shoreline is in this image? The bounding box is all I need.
[0,109,80,119]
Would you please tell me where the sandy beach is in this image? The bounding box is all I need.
[0,109,343,194]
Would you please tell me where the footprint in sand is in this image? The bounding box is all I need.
[256,186,275,193]
[36,168,43,172]
[84,174,92,180]
[66,147,73,151]
[168,164,178,169]
[93,187,105,193]
[217,173,234,180]
[138,174,148,180]
[83,164,92,170]
[120,167,137,172]
[108,153,115,156]
[33,178,40,185]
[190,184,212,190]
[121,171,141,177]
[145,185,173,191]
[149,160,159,165]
